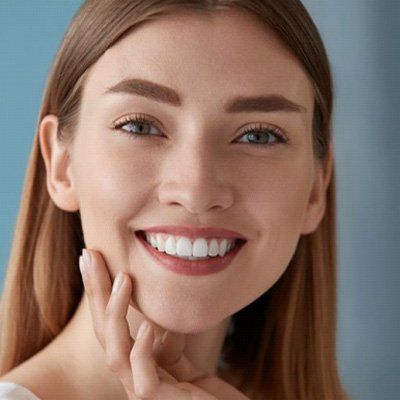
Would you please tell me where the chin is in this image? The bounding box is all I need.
[141,301,227,334]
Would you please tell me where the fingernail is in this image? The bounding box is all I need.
[161,330,169,345]
[112,272,124,294]
[82,248,91,271]
[79,255,86,275]
[137,321,149,339]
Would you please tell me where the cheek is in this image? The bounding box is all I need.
[72,137,155,249]
[239,220,300,303]
[226,162,312,309]
[243,158,312,238]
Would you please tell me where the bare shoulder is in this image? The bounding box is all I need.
[0,366,39,400]
[0,352,68,399]
[0,356,48,389]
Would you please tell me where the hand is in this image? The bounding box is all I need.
[79,249,250,399]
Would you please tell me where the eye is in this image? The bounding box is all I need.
[236,124,289,147]
[111,115,289,147]
[111,114,162,139]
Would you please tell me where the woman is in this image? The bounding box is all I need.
[0,0,350,399]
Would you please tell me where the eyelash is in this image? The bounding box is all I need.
[111,113,289,147]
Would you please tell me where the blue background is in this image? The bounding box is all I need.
[1,1,399,399]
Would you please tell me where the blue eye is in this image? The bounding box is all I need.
[237,124,288,146]
[112,115,289,147]
[112,114,161,138]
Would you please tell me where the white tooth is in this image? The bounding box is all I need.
[176,237,193,256]
[228,240,236,252]
[156,233,166,252]
[150,235,157,248]
[208,239,220,256]
[179,254,210,260]
[192,238,208,257]
[165,236,176,255]
[146,233,238,259]
[219,239,228,256]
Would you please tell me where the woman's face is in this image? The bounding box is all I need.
[59,9,326,333]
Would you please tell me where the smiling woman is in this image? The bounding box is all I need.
[0,1,349,399]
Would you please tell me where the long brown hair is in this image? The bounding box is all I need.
[0,1,349,399]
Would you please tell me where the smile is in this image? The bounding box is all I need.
[143,231,239,260]
[135,231,246,276]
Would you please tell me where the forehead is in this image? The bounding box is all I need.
[84,8,314,112]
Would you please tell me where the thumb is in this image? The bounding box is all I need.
[155,330,185,365]
[154,331,209,383]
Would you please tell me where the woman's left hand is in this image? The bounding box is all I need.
[79,249,250,400]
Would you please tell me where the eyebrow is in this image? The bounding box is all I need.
[104,78,306,113]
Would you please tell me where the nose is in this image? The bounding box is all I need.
[157,140,234,215]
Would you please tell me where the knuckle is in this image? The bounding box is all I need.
[104,306,113,318]
[106,354,127,372]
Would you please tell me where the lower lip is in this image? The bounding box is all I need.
[136,232,245,276]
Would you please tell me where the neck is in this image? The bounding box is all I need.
[44,295,231,399]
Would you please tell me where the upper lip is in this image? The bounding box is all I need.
[137,225,247,240]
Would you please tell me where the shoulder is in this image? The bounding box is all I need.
[0,381,40,400]
[0,353,71,400]
[0,356,49,400]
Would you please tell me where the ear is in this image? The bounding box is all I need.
[301,142,334,235]
[38,115,79,212]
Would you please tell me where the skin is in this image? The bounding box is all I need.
[1,8,332,400]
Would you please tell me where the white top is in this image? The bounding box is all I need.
[0,383,39,400]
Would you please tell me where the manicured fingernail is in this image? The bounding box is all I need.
[79,255,86,275]
[82,248,91,271]
[137,321,149,339]
[161,330,169,345]
[112,272,124,294]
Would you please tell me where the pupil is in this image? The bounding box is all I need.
[251,133,269,143]
[127,121,149,134]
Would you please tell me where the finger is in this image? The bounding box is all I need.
[80,249,113,347]
[131,321,160,397]
[131,322,192,400]
[104,272,136,393]
[154,331,207,383]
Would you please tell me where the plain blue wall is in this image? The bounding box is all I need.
[302,1,400,399]
[1,2,399,399]
[0,0,83,280]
